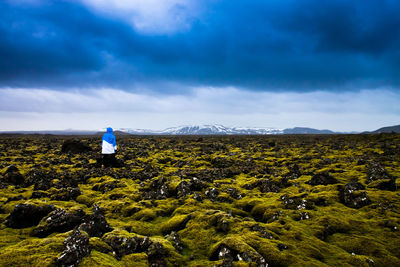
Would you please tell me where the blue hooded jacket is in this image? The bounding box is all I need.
[102,127,117,154]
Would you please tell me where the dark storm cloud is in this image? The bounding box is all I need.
[0,0,399,91]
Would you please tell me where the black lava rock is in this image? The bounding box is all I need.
[26,169,54,190]
[50,187,82,201]
[176,181,191,198]
[339,182,371,209]
[189,177,205,191]
[61,140,92,154]
[78,205,113,237]
[56,229,90,267]
[2,166,25,186]
[142,177,172,200]
[5,204,55,228]
[368,179,397,191]
[250,224,273,239]
[32,205,113,238]
[210,244,267,266]
[366,162,391,183]
[280,194,312,210]
[258,179,282,193]
[31,208,86,237]
[193,192,203,202]
[4,165,19,174]
[226,188,242,200]
[147,242,167,267]
[166,231,184,252]
[365,162,397,191]
[107,236,141,259]
[216,219,230,233]
[306,172,339,186]
[205,188,220,201]
[277,243,289,251]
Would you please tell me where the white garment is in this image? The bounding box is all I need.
[102,140,117,154]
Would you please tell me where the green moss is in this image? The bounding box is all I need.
[161,214,192,234]
[1,134,400,266]
[0,233,67,266]
[81,250,121,266]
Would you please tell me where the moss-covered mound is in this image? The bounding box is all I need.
[0,134,399,266]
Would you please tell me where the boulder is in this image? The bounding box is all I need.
[226,188,243,200]
[78,205,113,237]
[210,243,267,266]
[61,140,92,154]
[366,161,391,183]
[306,172,339,186]
[205,188,220,202]
[176,181,191,198]
[50,187,81,201]
[5,204,55,228]
[31,208,86,237]
[166,231,184,252]
[56,229,90,267]
[368,179,397,191]
[250,224,273,239]
[339,182,371,209]
[142,177,172,200]
[32,205,113,238]
[280,194,313,210]
[105,234,153,260]
[147,242,167,267]
[2,165,24,186]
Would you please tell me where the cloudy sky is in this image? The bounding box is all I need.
[1,0,399,131]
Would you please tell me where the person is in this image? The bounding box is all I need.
[101,127,118,167]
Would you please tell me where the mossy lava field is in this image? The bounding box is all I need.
[0,134,399,267]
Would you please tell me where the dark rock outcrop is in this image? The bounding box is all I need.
[166,231,184,252]
[78,205,113,237]
[250,224,273,239]
[32,205,112,238]
[205,188,220,201]
[31,208,86,237]
[306,172,339,186]
[105,234,165,264]
[61,140,92,154]
[366,162,397,191]
[258,179,282,193]
[176,181,191,198]
[50,187,82,201]
[142,177,172,200]
[2,165,25,186]
[56,229,90,267]
[210,244,267,266]
[5,204,55,228]
[26,169,54,190]
[339,182,371,209]
[147,242,167,267]
[226,188,242,200]
[243,178,289,193]
[106,235,143,259]
[280,194,313,210]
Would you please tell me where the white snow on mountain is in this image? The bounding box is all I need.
[118,124,284,135]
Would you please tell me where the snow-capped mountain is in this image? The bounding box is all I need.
[121,124,284,135]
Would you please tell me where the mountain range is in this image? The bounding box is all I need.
[119,125,338,135]
[1,124,399,135]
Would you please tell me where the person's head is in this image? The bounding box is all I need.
[107,127,113,133]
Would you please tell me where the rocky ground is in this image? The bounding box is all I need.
[0,134,399,266]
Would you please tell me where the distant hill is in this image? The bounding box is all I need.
[369,124,400,134]
[95,130,132,136]
[0,130,98,135]
[283,127,335,134]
